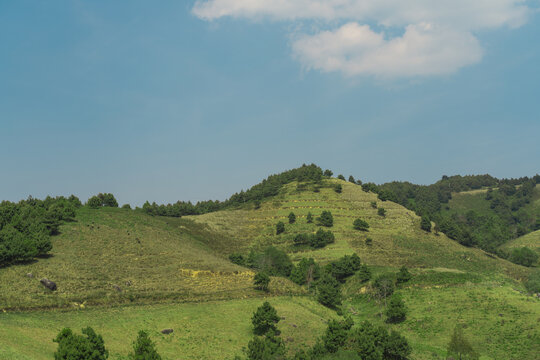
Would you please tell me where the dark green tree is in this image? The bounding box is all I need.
[288,212,296,224]
[396,266,412,285]
[245,333,285,360]
[276,221,285,235]
[129,330,161,360]
[122,204,131,209]
[373,274,395,306]
[371,201,378,209]
[378,208,386,217]
[525,270,540,293]
[254,272,270,292]
[509,247,538,267]
[384,331,411,360]
[385,294,407,323]
[306,212,313,224]
[447,325,479,360]
[289,258,320,286]
[337,175,345,180]
[334,184,342,193]
[348,175,356,183]
[357,263,372,283]
[252,302,280,336]
[317,211,334,227]
[229,253,245,266]
[53,327,108,360]
[322,318,354,353]
[316,273,342,308]
[353,218,370,231]
[420,215,431,232]
[324,170,333,177]
[87,196,102,209]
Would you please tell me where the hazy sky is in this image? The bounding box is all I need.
[1,1,539,206]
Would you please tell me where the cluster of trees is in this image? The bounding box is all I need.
[242,302,411,360]
[230,246,293,277]
[0,195,81,267]
[53,327,161,360]
[362,174,540,253]
[143,164,324,217]
[87,193,118,208]
[293,229,335,249]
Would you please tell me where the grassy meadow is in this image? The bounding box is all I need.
[0,179,538,359]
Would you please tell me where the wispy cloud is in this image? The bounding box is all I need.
[192,0,531,77]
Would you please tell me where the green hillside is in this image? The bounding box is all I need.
[502,230,540,253]
[189,179,529,279]
[1,175,538,360]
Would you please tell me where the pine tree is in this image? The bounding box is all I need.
[276,221,285,235]
[306,212,313,223]
[254,272,270,292]
[316,273,342,308]
[288,212,296,224]
[252,302,280,336]
[385,294,407,323]
[129,331,161,360]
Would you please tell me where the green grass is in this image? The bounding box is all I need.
[0,296,337,360]
[343,273,540,360]
[501,230,540,254]
[0,207,302,310]
[190,180,529,279]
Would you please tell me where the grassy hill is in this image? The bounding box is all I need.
[189,179,529,279]
[0,177,538,359]
[0,207,303,310]
[502,230,540,254]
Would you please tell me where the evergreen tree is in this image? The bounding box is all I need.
[245,333,285,360]
[254,272,270,292]
[322,319,353,353]
[334,184,342,193]
[288,212,296,224]
[276,221,285,235]
[385,294,407,323]
[348,175,356,183]
[373,274,395,306]
[378,208,386,217]
[306,212,313,224]
[420,215,432,232]
[54,327,108,360]
[316,273,342,308]
[383,331,411,360]
[337,175,345,180]
[129,331,161,360]
[357,264,372,283]
[447,325,479,360]
[317,211,334,227]
[324,170,333,177]
[396,266,412,285]
[353,218,370,231]
[252,302,280,336]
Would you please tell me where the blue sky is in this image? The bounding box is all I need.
[1,1,539,206]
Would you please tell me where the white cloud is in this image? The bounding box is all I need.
[192,0,531,77]
[292,22,483,77]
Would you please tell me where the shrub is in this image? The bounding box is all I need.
[325,254,362,283]
[370,201,377,209]
[310,229,335,248]
[334,184,342,194]
[248,247,292,277]
[348,175,356,183]
[129,330,162,360]
[357,264,372,283]
[365,237,373,246]
[324,170,333,177]
[246,333,285,360]
[288,212,296,224]
[385,294,407,323]
[373,273,395,304]
[306,212,313,223]
[525,270,540,293]
[290,258,320,286]
[54,327,108,360]
[317,211,334,227]
[396,266,412,284]
[337,175,345,180]
[378,208,386,217]
[229,253,245,266]
[252,302,280,335]
[509,247,538,267]
[254,272,270,292]
[353,218,370,231]
[322,319,354,353]
[316,273,342,308]
[447,325,479,360]
[276,221,285,235]
[122,204,131,209]
[420,215,431,232]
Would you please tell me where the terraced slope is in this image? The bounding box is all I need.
[190,179,529,279]
[0,207,301,310]
[501,230,540,253]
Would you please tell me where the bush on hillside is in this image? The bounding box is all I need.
[378,208,386,217]
[317,211,334,227]
[276,221,285,235]
[396,266,412,284]
[252,302,280,336]
[54,327,108,360]
[306,212,313,223]
[316,273,342,308]
[353,218,369,231]
[254,272,270,292]
[290,258,320,286]
[229,253,245,266]
[420,215,431,232]
[325,254,362,283]
[247,246,293,277]
[288,212,296,224]
[334,184,342,194]
[385,294,407,323]
[508,247,538,267]
[129,330,162,360]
